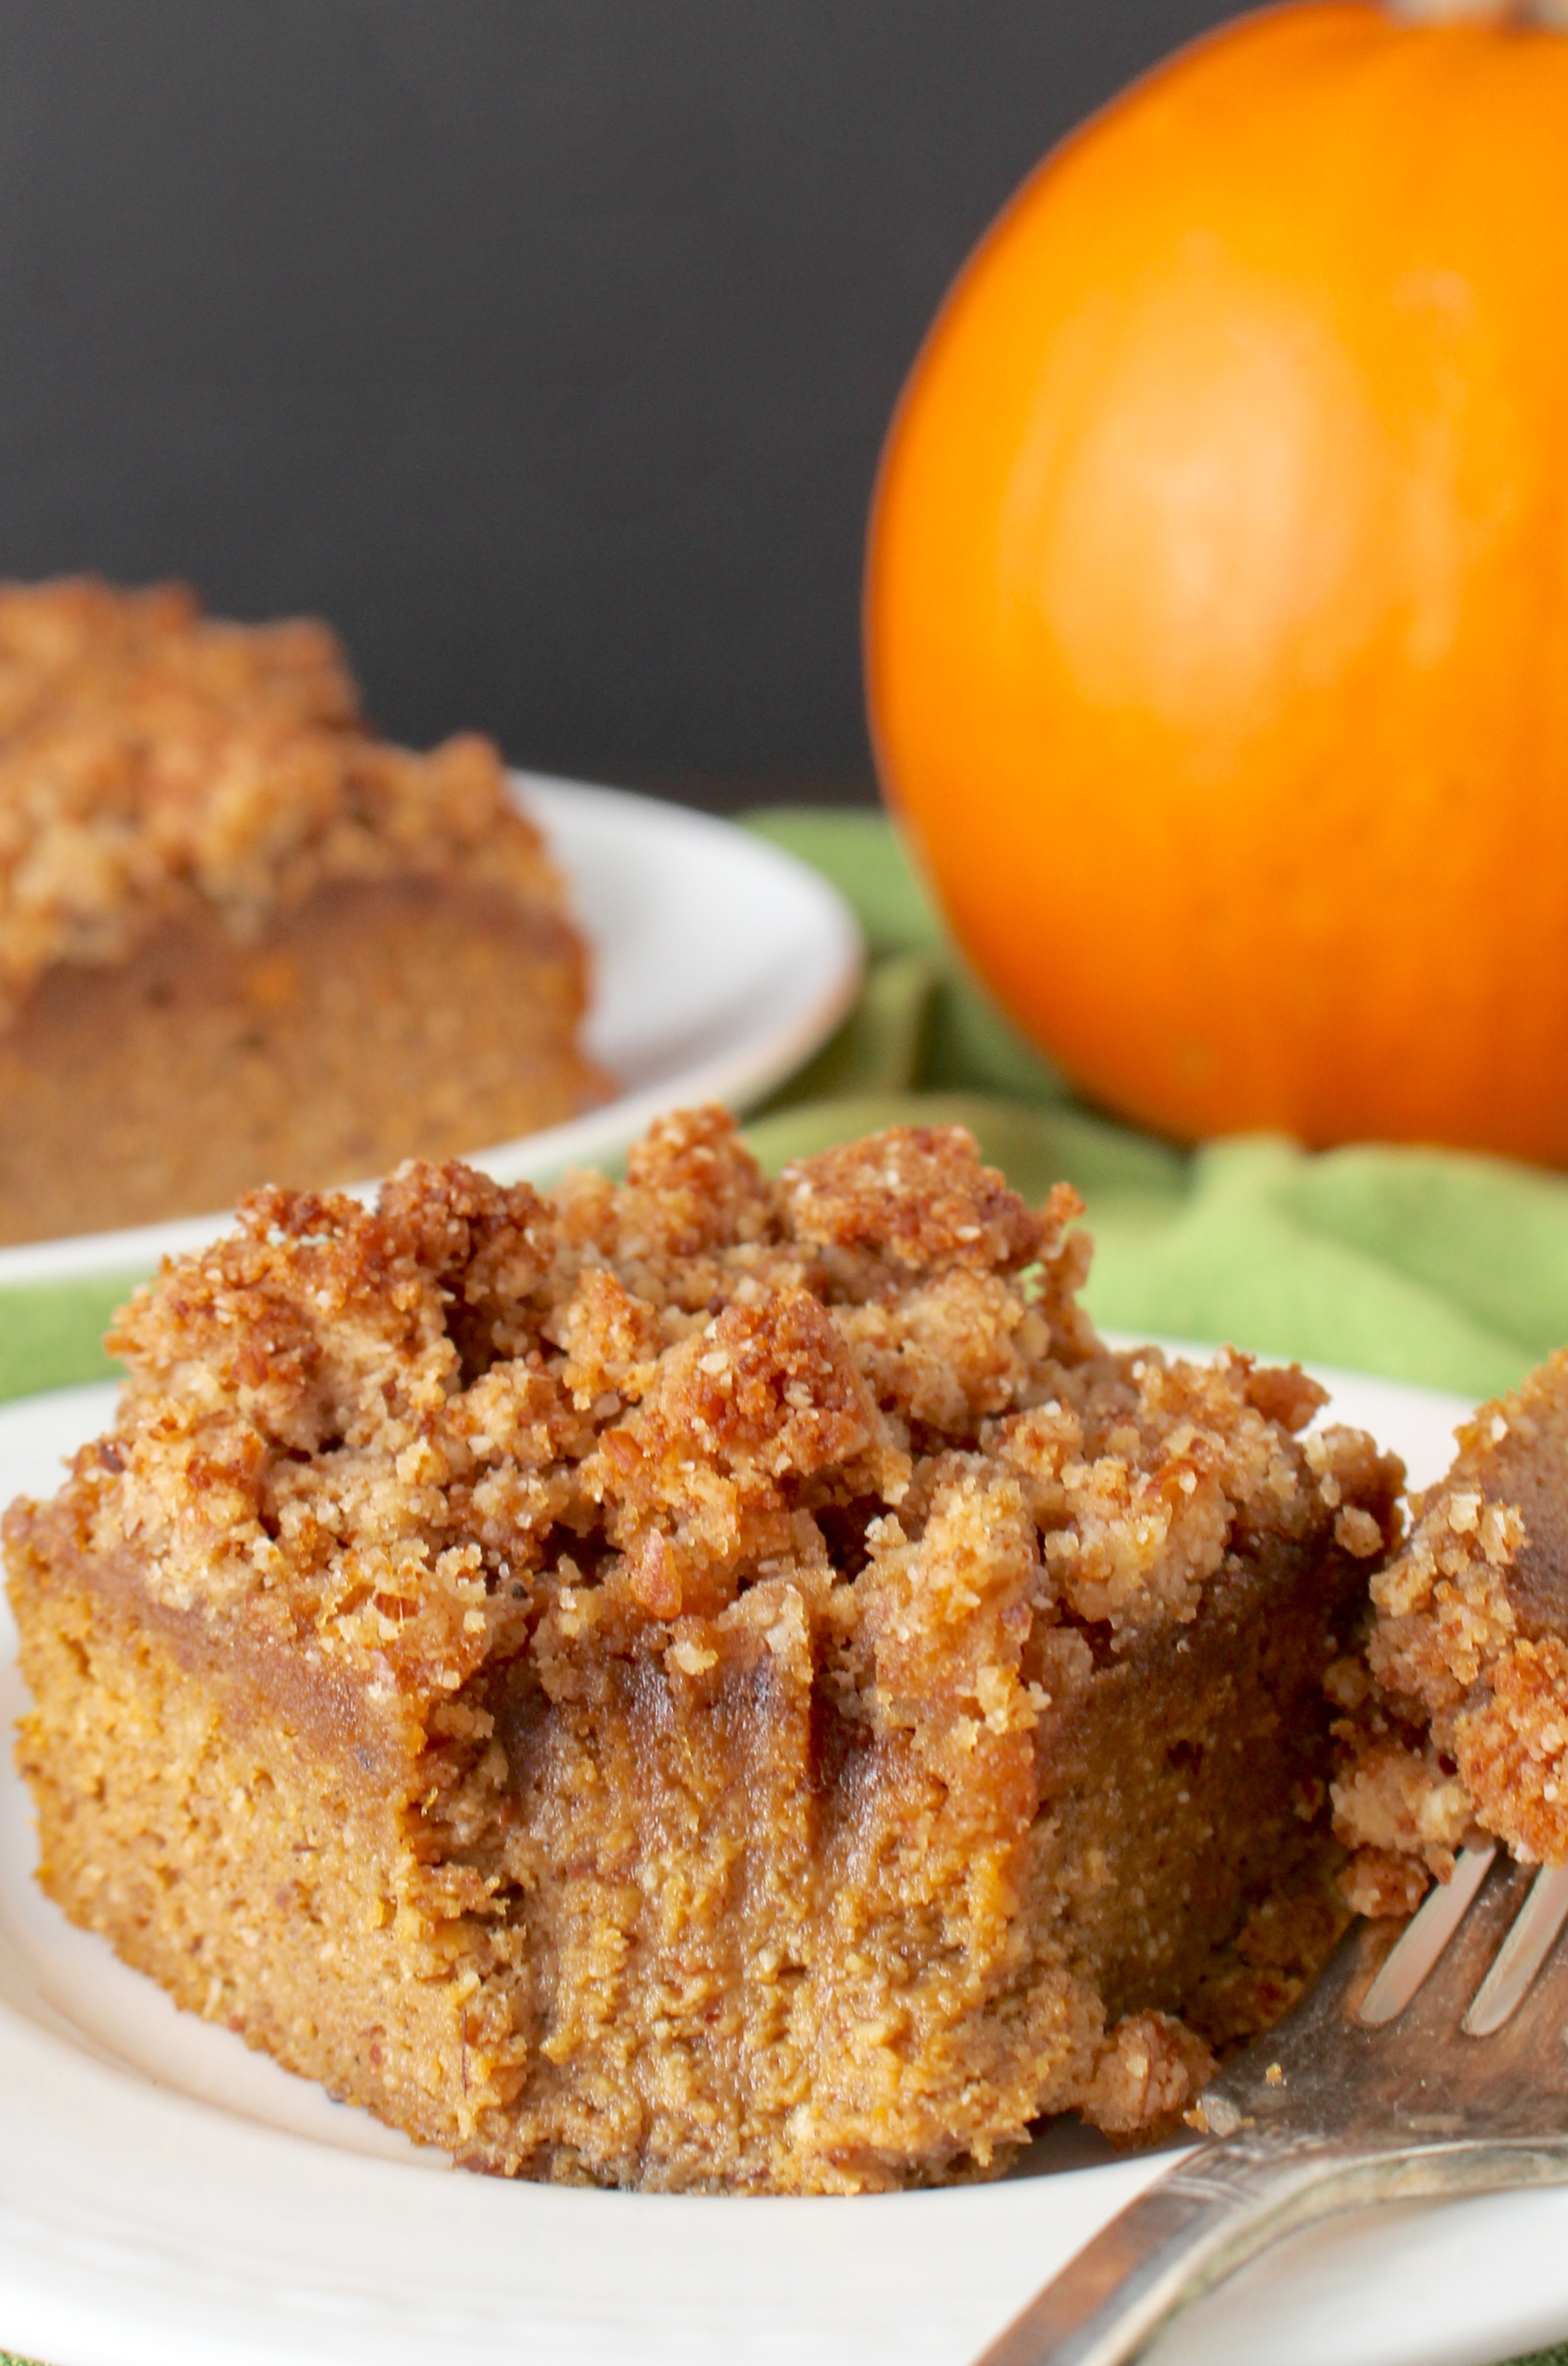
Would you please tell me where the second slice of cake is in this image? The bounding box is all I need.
[0,576,606,1243]
[5,1111,1402,2190]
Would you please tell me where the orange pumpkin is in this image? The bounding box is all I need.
[866,1,1568,1162]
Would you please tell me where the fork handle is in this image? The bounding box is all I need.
[974,2135,1470,2366]
[973,2139,1337,2366]
[978,2133,1568,2366]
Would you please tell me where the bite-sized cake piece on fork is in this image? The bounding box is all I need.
[5,1109,1401,2192]
[1334,1351,1568,1916]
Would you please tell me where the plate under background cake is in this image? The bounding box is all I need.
[0,771,865,1301]
[5,1110,1401,2193]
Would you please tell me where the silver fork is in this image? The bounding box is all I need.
[974,1846,1568,2366]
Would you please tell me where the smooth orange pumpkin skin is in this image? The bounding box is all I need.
[867,2,1568,1161]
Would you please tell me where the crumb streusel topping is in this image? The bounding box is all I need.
[89,1106,1381,1678]
[0,576,562,1019]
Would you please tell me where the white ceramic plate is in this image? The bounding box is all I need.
[0,774,862,1287]
[3,1362,1565,2366]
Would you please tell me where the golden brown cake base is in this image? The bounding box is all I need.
[6,1112,1401,2190]
[0,875,603,1244]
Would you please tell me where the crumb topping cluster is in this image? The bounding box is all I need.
[0,576,562,1018]
[59,1109,1394,1746]
[1334,1351,1568,1912]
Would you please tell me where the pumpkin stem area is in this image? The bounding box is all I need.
[1388,0,1568,23]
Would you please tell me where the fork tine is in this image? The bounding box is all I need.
[1462,1861,1568,2036]
[1356,1843,1496,2026]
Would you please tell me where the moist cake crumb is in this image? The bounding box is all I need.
[6,1110,1402,2190]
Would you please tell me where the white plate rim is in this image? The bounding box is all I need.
[0,772,863,1287]
[4,1357,1567,2366]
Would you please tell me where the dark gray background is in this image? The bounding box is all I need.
[0,2,1238,807]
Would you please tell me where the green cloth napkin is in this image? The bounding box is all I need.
[5,808,1568,2366]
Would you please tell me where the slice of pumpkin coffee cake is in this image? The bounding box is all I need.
[5,1109,1400,2190]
